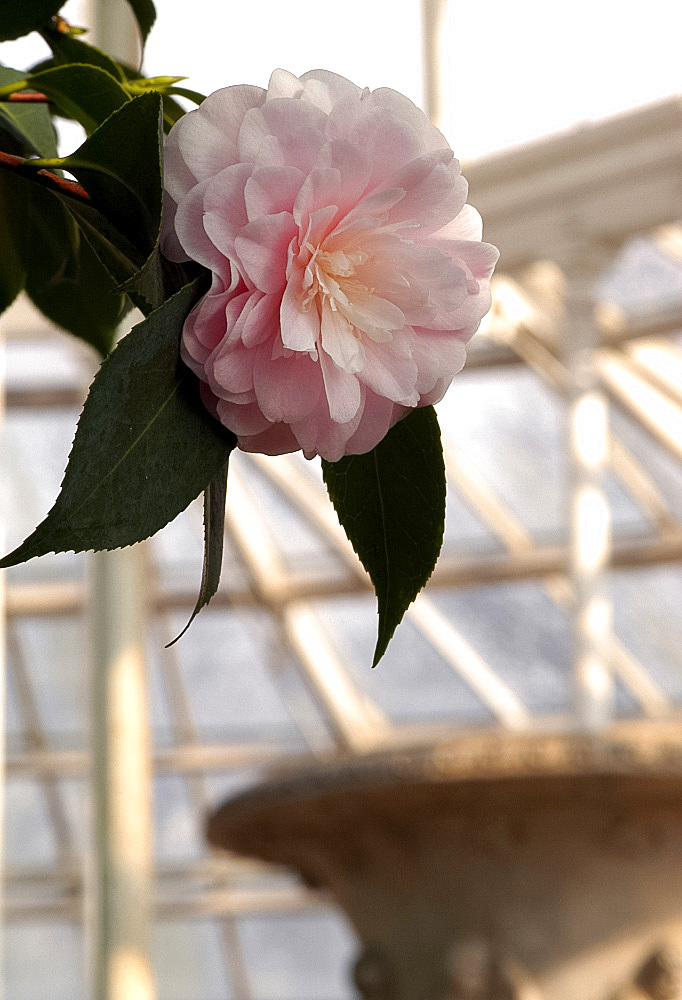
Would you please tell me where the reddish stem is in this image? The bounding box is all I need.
[0,150,90,201]
[4,92,50,103]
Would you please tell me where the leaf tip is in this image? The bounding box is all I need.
[165,616,193,648]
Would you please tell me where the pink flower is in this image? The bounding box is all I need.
[162,69,499,461]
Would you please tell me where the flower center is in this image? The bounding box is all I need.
[299,242,371,315]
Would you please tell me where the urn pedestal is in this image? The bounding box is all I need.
[208,727,682,1000]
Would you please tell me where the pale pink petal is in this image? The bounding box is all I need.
[293,167,341,233]
[327,101,423,188]
[186,275,241,362]
[202,163,253,260]
[344,393,404,455]
[328,187,406,238]
[431,204,483,241]
[338,292,405,338]
[360,329,420,406]
[163,129,197,202]
[265,127,327,174]
[244,165,304,220]
[412,328,468,397]
[369,87,449,153]
[174,179,231,277]
[253,351,322,423]
[315,139,372,214]
[209,336,257,396]
[356,235,467,327]
[299,70,363,112]
[291,388,365,461]
[321,300,365,372]
[216,398,272,436]
[280,273,320,352]
[319,348,363,424]
[429,237,500,282]
[177,85,265,179]
[266,69,304,101]
[240,100,327,163]
[234,212,298,293]
[241,292,280,348]
[237,420,301,456]
[381,150,468,236]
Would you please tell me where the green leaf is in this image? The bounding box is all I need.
[124,0,156,45]
[39,25,125,80]
[322,407,446,666]
[0,280,237,568]
[26,63,130,133]
[168,461,230,646]
[0,0,66,41]
[164,86,206,105]
[0,67,58,156]
[59,91,163,257]
[0,91,165,313]
[0,153,155,317]
[23,185,129,356]
[0,170,27,313]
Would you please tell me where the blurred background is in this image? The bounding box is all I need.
[1,0,682,997]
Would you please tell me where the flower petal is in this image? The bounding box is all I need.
[244,165,304,220]
[299,69,363,112]
[253,350,322,423]
[174,178,231,277]
[360,328,419,406]
[319,347,363,424]
[280,271,320,352]
[177,85,265,180]
[382,150,468,236]
[234,212,298,293]
[202,163,253,260]
[321,300,365,373]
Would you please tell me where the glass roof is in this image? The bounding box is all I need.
[3,211,682,995]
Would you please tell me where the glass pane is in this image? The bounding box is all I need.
[17,617,87,749]
[316,595,494,726]
[4,922,84,1000]
[238,909,356,1000]
[154,919,232,1000]
[168,609,306,745]
[5,778,57,868]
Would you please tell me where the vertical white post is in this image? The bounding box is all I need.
[562,244,614,728]
[421,0,449,130]
[90,548,155,1000]
[84,2,156,997]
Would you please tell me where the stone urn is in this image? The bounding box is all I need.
[208,726,682,1000]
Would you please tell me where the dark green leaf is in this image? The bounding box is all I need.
[168,461,230,646]
[0,0,66,41]
[27,63,130,133]
[161,92,188,131]
[60,195,144,284]
[322,407,446,666]
[124,0,156,45]
[165,86,205,105]
[40,25,125,80]
[0,148,151,313]
[0,280,237,568]
[23,185,129,356]
[61,91,163,257]
[0,170,27,313]
[0,66,58,156]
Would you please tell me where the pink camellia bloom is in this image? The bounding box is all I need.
[162,69,499,461]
